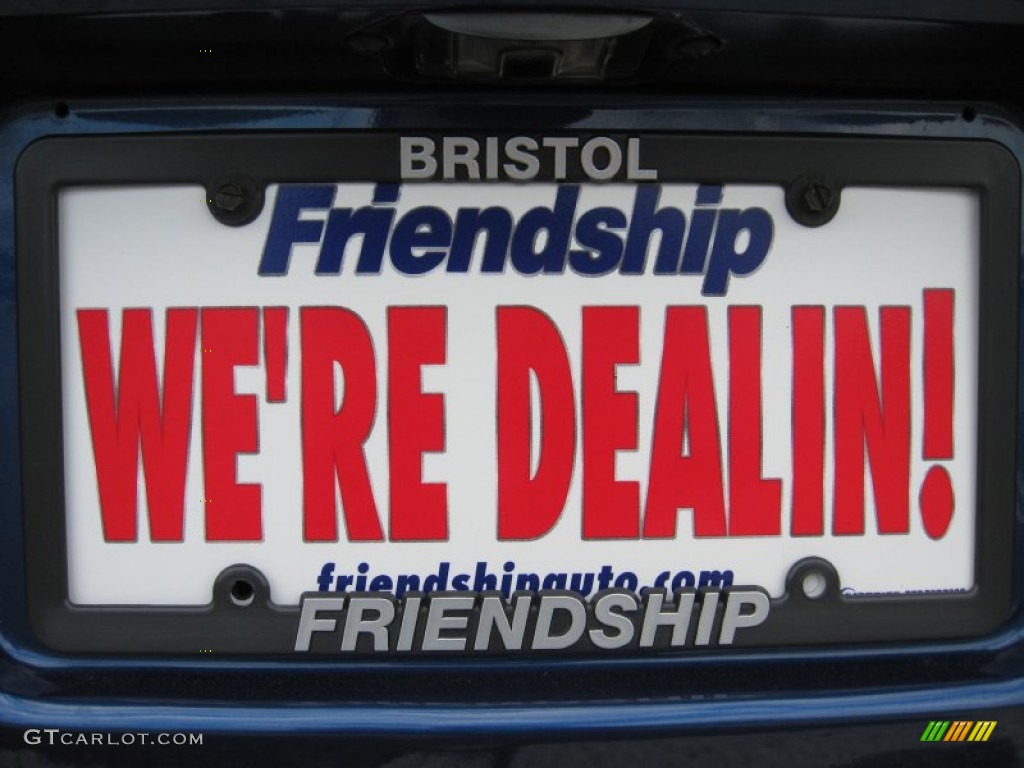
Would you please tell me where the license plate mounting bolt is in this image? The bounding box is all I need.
[206,175,264,227]
[786,175,841,228]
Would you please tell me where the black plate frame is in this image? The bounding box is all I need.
[16,132,1021,654]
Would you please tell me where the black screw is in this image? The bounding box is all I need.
[802,183,833,213]
[214,182,246,212]
[206,175,264,227]
[786,175,841,228]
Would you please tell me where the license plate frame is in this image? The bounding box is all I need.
[17,131,1020,655]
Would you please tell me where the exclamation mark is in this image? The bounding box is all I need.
[919,289,954,539]
[264,307,288,403]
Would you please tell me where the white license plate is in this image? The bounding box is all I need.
[19,133,1018,653]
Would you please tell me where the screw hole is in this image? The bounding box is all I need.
[962,106,977,123]
[54,102,69,119]
[230,579,255,607]
[801,571,827,600]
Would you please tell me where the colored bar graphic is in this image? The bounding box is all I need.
[921,721,950,741]
[968,722,998,742]
[922,720,997,742]
[942,720,966,741]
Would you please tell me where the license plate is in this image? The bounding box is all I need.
[18,133,1018,654]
